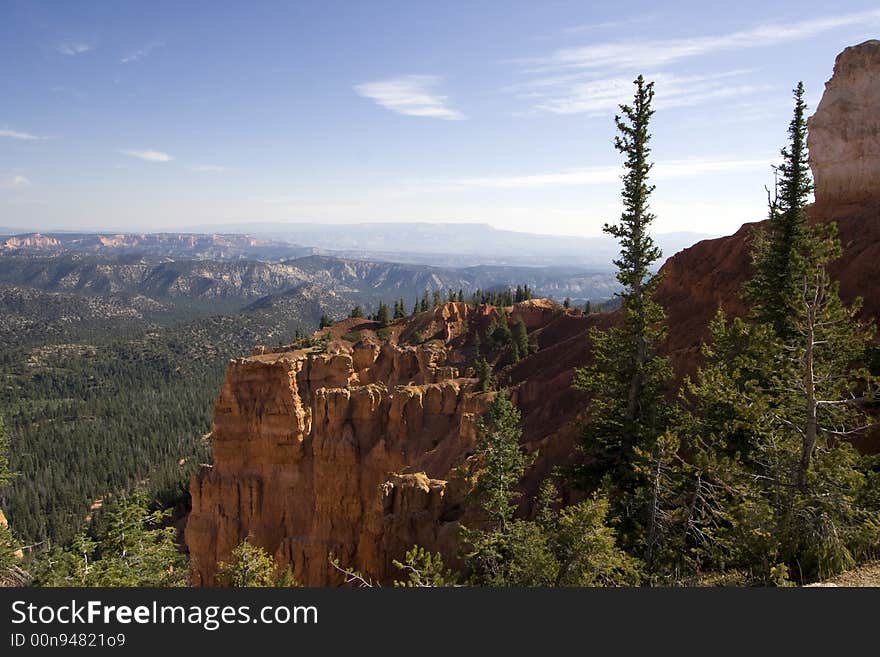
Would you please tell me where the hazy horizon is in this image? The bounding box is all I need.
[3,1,879,237]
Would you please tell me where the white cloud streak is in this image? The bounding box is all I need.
[122,149,174,163]
[531,10,880,72]
[354,75,465,120]
[508,10,880,116]
[401,157,775,192]
[57,41,93,56]
[526,70,769,116]
[0,128,47,141]
[121,41,165,64]
[190,164,229,173]
[1,175,31,189]
[560,16,653,35]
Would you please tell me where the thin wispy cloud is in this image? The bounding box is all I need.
[518,70,768,116]
[57,41,93,56]
[560,15,653,35]
[122,149,173,163]
[0,128,48,141]
[121,41,165,64]
[400,157,774,192]
[354,75,465,120]
[1,175,31,189]
[529,10,880,72]
[190,164,229,173]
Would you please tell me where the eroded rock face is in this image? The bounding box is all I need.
[186,334,488,586]
[808,40,880,208]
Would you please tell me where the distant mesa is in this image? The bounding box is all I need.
[2,233,61,250]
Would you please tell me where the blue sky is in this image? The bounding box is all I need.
[1,0,879,237]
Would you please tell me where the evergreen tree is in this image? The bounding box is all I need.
[32,492,187,587]
[432,290,442,308]
[350,305,364,319]
[512,317,529,357]
[393,299,406,320]
[376,302,390,328]
[392,546,459,587]
[584,300,592,314]
[461,395,640,586]
[571,75,674,557]
[319,313,332,329]
[470,393,530,528]
[489,309,512,349]
[420,291,430,312]
[216,536,296,587]
[745,82,814,342]
[473,355,493,392]
[563,297,571,309]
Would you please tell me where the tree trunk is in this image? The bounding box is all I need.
[796,289,818,493]
[626,284,647,427]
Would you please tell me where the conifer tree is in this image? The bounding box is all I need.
[473,354,493,392]
[216,536,295,587]
[393,299,406,320]
[32,492,187,587]
[420,291,430,312]
[470,392,530,529]
[376,302,390,328]
[319,313,332,329]
[573,75,671,482]
[350,305,364,319]
[571,76,674,553]
[461,396,640,586]
[746,82,813,342]
[512,317,529,356]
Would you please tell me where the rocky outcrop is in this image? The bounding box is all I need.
[808,40,880,209]
[0,509,24,561]
[186,314,492,585]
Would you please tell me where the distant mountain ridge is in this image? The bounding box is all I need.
[188,222,711,268]
[0,252,620,307]
[1,224,712,269]
[0,231,311,260]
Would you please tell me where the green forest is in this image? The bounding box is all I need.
[0,293,319,546]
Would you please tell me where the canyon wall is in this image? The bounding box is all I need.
[186,305,494,585]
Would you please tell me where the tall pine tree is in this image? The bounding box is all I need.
[746,82,813,342]
[572,76,674,555]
